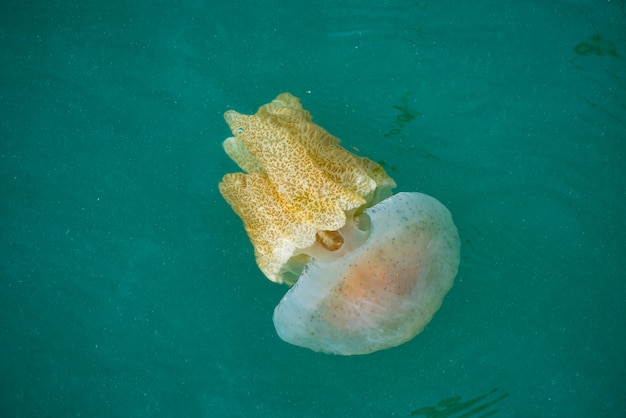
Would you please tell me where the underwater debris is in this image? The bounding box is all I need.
[384,93,421,137]
[409,388,509,417]
[574,34,619,58]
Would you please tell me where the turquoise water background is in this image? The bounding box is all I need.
[1,0,625,416]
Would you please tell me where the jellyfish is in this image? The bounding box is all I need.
[218,93,460,355]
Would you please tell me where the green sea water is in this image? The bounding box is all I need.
[1,0,624,416]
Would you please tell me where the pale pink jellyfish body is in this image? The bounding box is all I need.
[218,93,460,355]
[274,192,459,355]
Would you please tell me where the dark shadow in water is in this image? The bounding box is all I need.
[457,224,483,253]
[574,34,619,58]
[384,93,422,138]
[409,388,509,417]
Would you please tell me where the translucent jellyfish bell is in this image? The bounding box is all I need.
[218,93,460,355]
[273,192,460,355]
